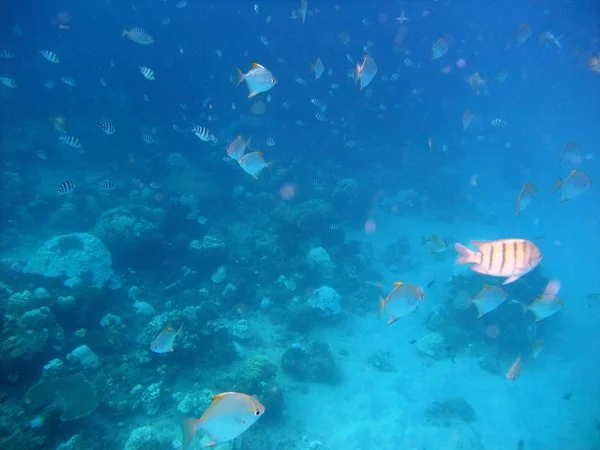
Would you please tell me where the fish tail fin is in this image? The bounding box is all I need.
[378,297,385,319]
[454,242,475,264]
[236,68,245,86]
[354,64,361,84]
[420,236,428,245]
[121,28,128,37]
[521,302,529,316]
[177,323,184,336]
[246,136,252,150]
[181,418,200,449]
[266,160,274,174]
[553,176,562,191]
[309,61,314,72]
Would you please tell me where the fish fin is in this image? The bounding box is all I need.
[454,242,475,264]
[553,176,563,191]
[247,91,258,98]
[121,29,128,37]
[177,323,184,335]
[354,63,361,84]
[204,440,218,448]
[387,314,399,325]
[378,297,385,319]
[469,240,487,251]
[309,61,314,72]
[393,281,402,287]
[165,324,173,331]
[181,418,200,449]
[503,275,520,285]
[246,136,252,150]
[256,151,264,156]
[265,161,274,175]
[236,68,245,86]
[251,62,261,68]
[211,393,226,401]
[420,236,428,245]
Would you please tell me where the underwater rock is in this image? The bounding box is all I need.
[425,396,477,427]
[140,382,162,416]
[56,434,81,450]
[281,341,342,384]
[425,305,452,333]
[123,425,160,450]
[211,265,227,283]
[477,355,502,375]
[307,286,342,317]
[367,350,396,372]
[231,319,253,341]
[66,344,100,370]
[380,236,414,273]
[306,247,336,280]
[416,332,446,360]
[176,388,214,416]
[235,355,277,394]
[188,234,228,270]
[23,232,114,288]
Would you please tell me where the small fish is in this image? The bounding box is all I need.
[0,76,17,88]
[310,57,325,79]
[529,340,544,359]
[355,55,377,90]
[506,355,522,380]
[142,134,155,144]
[516,183,537,215]
[56,180,75,195]
[462,110,474,131]
[454,239,542,285]
[265,137,275,147]
[586,293,600,302]
[523,293,564,322]
[588,53,600,73]
[181,392,265,448]
[396,11,409,23]
[36,150,47,160]
[150,323,183,353]
[563,391,572,400]
[59,135,82,148]
[176,0,187,9]
[139,66,155,81]
[236,63,276,98]
[98,180,115,190]
[409,339,416,344]
[432,37,449,60]
[60,76,76,87]
[149,181,160,189]
[51,116,67,134]
[227,135,251,160]
[420,235,448,254]
[329,223,340,231]
[238,151,272,179]
[254,4,262,14]
[298,0,308,24]
[426,279,436,288]
[192,125,215,142]
[468,284,509,318]
[467,72,486,94]
[315,112,327,122]
[517,439,525,450]
[0,49,15,59]
[39,49,59,63]
[515,24,532,47]
[559,142,581,165]
[259,36,269,46]
[97,120,116,135]
[539,32,562,49]
[378,281,424,325]
[403,58,422,69]
[496,69,508,84]
[122,27,154,45]
[554,169,592,202]
[491,118,507,128]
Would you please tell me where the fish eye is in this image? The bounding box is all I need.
[255,409,262,416]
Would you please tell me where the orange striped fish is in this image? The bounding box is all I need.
[454,239,542,285]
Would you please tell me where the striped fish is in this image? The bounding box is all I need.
[61,76,77,87]
[454,239,542,285]
[97,120,116,135]
[0,49,15,59]
[98,180,115,190]
[40,49,60,63]
[139,66,155,80]
[192,125,214,142]
[57,180,75,195]
[59,135,82,148]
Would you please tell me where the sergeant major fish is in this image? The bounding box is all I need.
[454,239,542,285]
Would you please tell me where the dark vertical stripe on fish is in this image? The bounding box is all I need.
[522,241,529,270]
[499,242,507,274]
[487,244,494,271]
[512,241,519,275]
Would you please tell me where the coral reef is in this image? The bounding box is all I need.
[281,342,342,384]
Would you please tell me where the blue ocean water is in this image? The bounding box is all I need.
[1,1,599,449]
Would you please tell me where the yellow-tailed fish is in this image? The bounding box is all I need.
[466,72,486,94]
[227,135,251,160]
[432,37,448,59]
[51,116,67,134]
[516,182,536,216]
[588,53,600,73]
[181,392,265,449]
[238,151,272,179]
[310,57,325,79]
[554,169,592,202]
[559,142,581,165]
[454,239,542,285]
[420,234,448,254]
[378,281,424,325]
[468,284,509,318]
[523,295,564,322]
[236,62,277,98]
[355,55,377,90]
[150,323,183,353]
